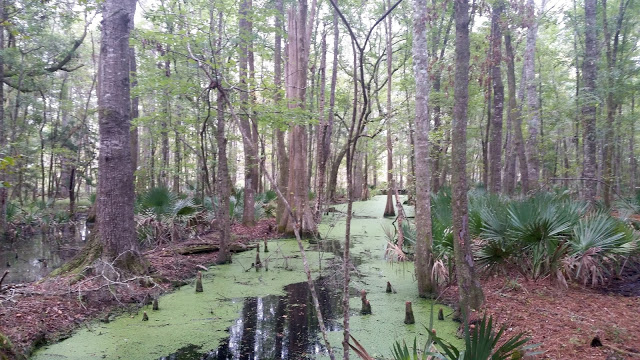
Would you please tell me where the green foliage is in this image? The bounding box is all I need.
[565,213,637,285]
[137,187,177,217]
[473,192,637,286]
[392,338,430,360]
[428,315,534,360]
[5,203,18,223]
[135,187,201,243]
[392,311,537,360]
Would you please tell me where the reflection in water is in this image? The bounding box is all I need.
[0,222,90,284]
[160,278,342,360]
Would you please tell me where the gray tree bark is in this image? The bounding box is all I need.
[313,32,329,222]
[129,47,139,187]
[281,0,317,237]
[581,0,598,204]
[384,0,395,217]
[273,0,289,230]
[502,29,517,195]
[0,0,5,238]
[412,0,436,297]
[523,0,544,188]
[488,0,504,193]
[452,0,483,317]
[215,88,232,264]
[239,0,258,226]
[97,0,143,269]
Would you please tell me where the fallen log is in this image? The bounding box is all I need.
[174,242,257,255]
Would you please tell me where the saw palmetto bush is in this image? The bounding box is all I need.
[565,213,637,286]
[135,187,200,244]
[474,192,638,286]
[503,194,585,279]
[390,313,537,360]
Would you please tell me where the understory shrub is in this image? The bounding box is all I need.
[415,189,639,287]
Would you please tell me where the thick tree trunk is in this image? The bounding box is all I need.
[581,0,598,204]
[412,0,436,296]
[97,0,144,271]
[281,1,316,237]
[452,0,483,317]
[488,0,503,193]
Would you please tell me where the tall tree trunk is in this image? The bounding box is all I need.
[130,47,139,188]
[581,0,598,204]
[239,0,258,226]
[159,52,171,189]
[412,0,436,296]
[173,120,181,194]
[282,0,316,237]
[502,29,517,195]
[488,0,504,193]
[215,88,232,264]
[452,0,483,318]
[97,0,143,270]
[0,0,5,237]
[274,0,288,230]
[523,0,544,188]
[602,0,628,207]
[430,8,453,195]
[313,32,329,222]
[384,0,395,217]
[317,2,339,216]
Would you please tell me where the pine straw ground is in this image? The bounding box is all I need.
[441,268,640,360]
[0,221,639,359]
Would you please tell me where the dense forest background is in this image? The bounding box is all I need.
[1,0,639,224]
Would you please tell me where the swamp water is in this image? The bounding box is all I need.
[0,223,89,284]
[32,196,459,359]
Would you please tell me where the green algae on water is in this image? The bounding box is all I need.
[32,196,459,360]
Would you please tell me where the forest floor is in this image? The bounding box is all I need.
[442,265,640,360]
[0,219,639,359]
[0,219,280,359]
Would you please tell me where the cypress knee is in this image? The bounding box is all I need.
[438,308,444,321]
[153,298,159,311]
[360,290,372,315]
[386,281,393,293]
[195,271,203,293]
[404,301,415,324]
[255,251,262,271]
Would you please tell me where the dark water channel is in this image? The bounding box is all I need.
[0,223,89,284]
[160,277,343,360]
